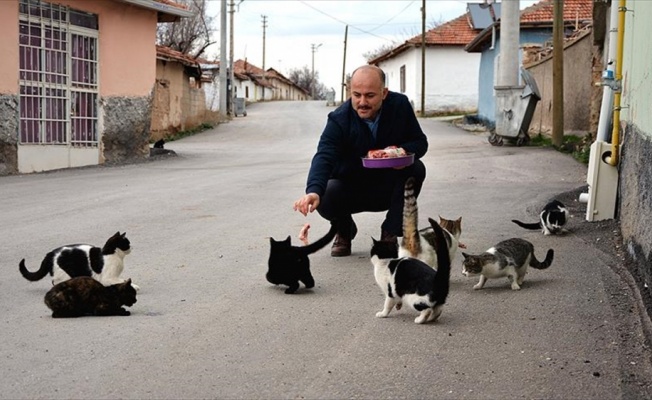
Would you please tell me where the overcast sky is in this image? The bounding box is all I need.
[204,0,539,99]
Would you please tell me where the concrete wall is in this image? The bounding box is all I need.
[526,32,599,135]
[618,2,652,304]
[151,60,210,141]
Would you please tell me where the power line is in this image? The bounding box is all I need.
[296,0,415,43]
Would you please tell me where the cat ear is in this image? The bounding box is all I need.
[121,232,127,238]
[125,278,131,284]
[462,252,469,259]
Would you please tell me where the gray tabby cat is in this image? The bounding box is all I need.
[398,177,463,269]
[461,238,554,290]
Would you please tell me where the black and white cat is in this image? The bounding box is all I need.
[266,222,338,294]
[461,238,554,290]
[370,217,451,324]
[398,177,462,268]
[19,231,138,290]
[512,200,569,235]
[44,277,137,318]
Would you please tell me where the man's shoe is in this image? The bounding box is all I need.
[331,235,351,257]
[331,220,358,257]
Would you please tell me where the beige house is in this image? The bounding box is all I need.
[0,0,191,175]
[233,60,309,102]
[152,45,219,141]
[265,68,310,101]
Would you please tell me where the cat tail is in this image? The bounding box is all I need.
[427,217,451,305]
[530,249,554,270]
[511,219,541,230]
[19,256,52,281]
[401,177,421,255]
[298,221,339,256]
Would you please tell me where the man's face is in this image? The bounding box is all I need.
[351,69,388,120]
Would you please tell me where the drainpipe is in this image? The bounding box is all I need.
[607,0,626,166]
[596,0,619,141]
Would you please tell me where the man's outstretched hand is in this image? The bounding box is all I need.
[293,193,320,216]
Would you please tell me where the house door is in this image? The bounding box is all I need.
[17,0,99,173]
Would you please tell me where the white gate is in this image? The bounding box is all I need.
[18,0,99,173]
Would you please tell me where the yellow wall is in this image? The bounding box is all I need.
[55,0,157,97]
[0,2,19,94]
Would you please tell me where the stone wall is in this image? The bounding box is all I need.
[0,94,19,175]
[101,95,152,164]
[619,124,652,310]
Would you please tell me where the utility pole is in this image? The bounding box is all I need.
[219,0,227,119]
[341,25,348,103]
[228,0,235,116]
[261,15,267,100]
[497,0,519,87]
[311,43,322,99]
[228,1,243,115]
[552,0,564,147]
[420,0,425,116]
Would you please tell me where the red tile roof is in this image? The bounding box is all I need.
[411,13,480,46]
[465,0,593,52]
[520,0,593,24]
[154,0,189,11]
[369,12,480,64]
[156,45,198,66]
[233,60,274,88]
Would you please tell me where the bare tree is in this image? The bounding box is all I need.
[156,0,216,58]
[287,65,327,99]
[363,42,399,62]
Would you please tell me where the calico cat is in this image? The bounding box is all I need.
[398,177,462,268]
[461,238,554,291]
[19,231,138,290]
[267,222,338,294]
[44,277,137,318]
[370,217,451,324]
[512,200,569,235]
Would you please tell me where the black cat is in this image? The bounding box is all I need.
[266,222,338,294]
[44,277,137,318]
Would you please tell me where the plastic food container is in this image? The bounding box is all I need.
[362,154,414,168]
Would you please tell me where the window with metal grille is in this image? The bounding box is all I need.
[18,0,99,147]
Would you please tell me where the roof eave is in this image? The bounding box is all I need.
[116,0,194,22]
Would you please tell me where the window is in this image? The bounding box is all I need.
[18,0,99,147]
[400,65,406,93]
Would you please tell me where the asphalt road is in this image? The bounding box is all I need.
[2,100,651,399]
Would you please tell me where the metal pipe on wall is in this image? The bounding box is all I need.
[608,0,627,166]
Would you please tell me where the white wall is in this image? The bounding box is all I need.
[378,46,480,114]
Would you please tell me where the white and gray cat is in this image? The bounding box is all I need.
[370,216,451,324]
[19,231,139,290]
[512,200,569,235]
[398,177,463,269]
[461,238,554,290]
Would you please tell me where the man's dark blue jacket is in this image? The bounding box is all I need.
[305,91,428,198]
